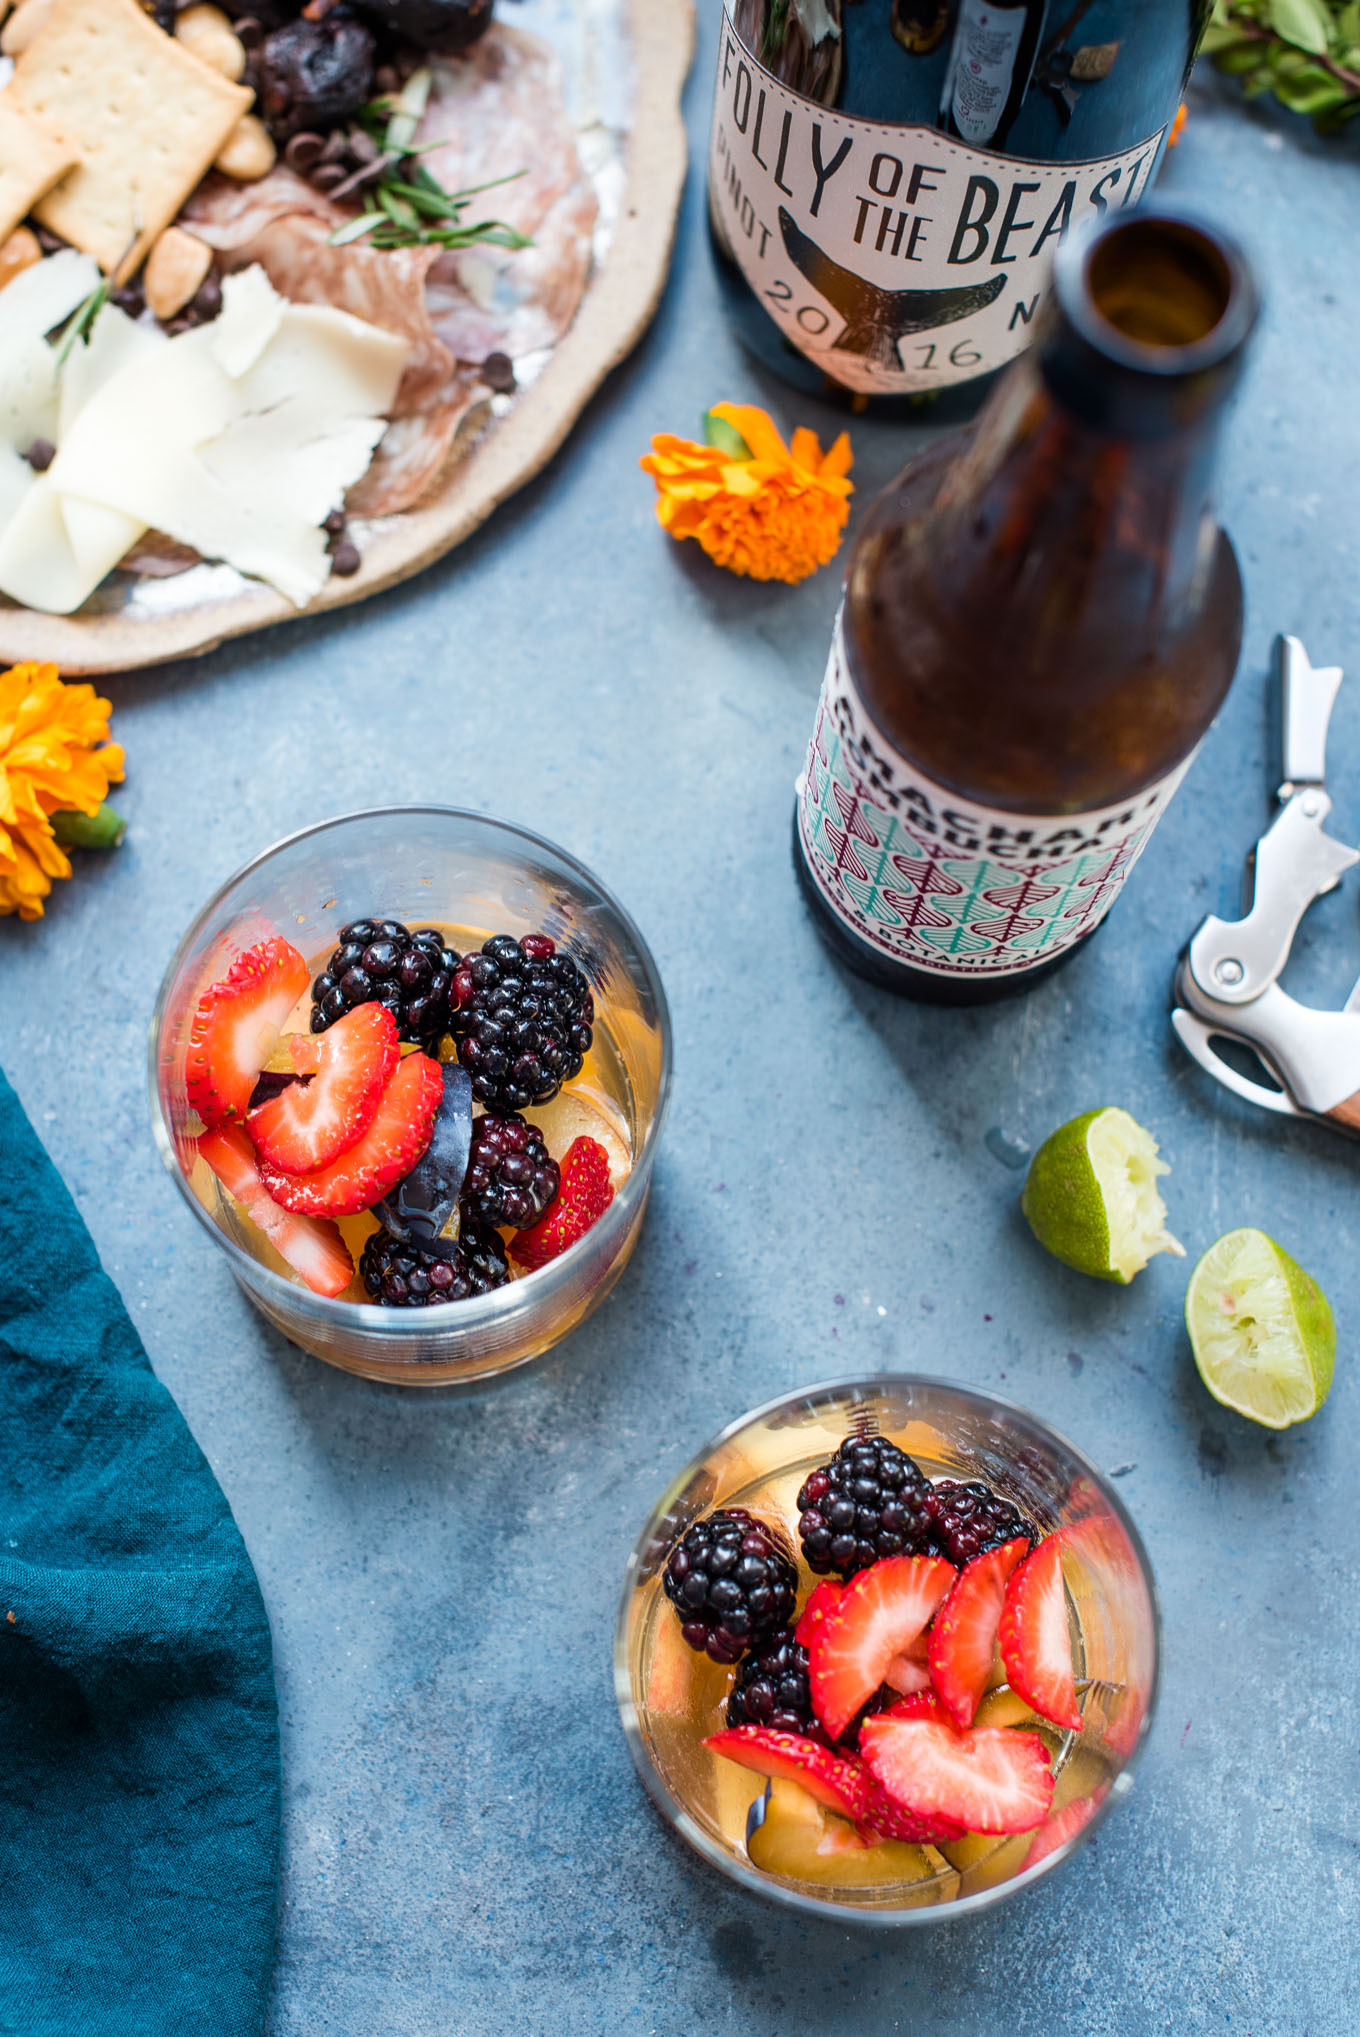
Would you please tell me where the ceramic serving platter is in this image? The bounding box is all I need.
[0,0,693,676]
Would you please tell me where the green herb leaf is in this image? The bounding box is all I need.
[53,274,111,367]
[325,134,532,255]
[702,410,754,460]
[1267,0,1332,52]
[328,210,388,247]
[1209,0,1360,128]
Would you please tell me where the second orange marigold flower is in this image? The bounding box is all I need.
[640,402,853,586]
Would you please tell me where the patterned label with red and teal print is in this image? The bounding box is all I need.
[796,617,1190,979]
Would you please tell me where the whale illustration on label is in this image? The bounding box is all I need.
[778,207,1008,367]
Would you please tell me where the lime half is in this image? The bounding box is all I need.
[1021,1106,1183,1284]
[1186,1229,1336,1429]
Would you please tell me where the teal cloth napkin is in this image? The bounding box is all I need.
[0,1068,280,2037]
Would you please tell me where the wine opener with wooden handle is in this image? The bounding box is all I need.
[1172,634,1360,1133]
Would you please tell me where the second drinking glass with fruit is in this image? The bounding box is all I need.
[151,807,671,1382]
[618,1378,1158,1918]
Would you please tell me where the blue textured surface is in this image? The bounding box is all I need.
[2,14,1357,2030]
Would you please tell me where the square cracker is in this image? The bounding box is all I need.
[0,94,80,246]
[10,0,252,278]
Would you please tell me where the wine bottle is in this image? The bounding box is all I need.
[709,0,1212,402]
[941,1,1044,148]
[793,207,1258,1004]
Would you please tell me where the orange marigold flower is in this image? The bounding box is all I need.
[0,662,124,921]
[640,401,853,585]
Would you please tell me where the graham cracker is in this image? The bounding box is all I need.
[10,0,252,278]
[0,93,79,246]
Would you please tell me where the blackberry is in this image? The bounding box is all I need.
[726,1630,827,1744]
[923,1480,1033,1567]
[797,1434,936,1580]
[311,919,459,1048]
[359,1222,508,1307]
[450,933,593,1113]
[461,1113,559,1230]
[663,1509,797,1665]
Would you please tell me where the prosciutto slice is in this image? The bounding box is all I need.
[180,24,597,516]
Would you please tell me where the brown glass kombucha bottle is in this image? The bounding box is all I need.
[793,208,1259,1004]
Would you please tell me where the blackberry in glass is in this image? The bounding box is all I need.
[663,1509,797,1665]
[725,1630,826,1744]
[359,1221,508,1307]
[797,1434,936,1580]
[923,1480,1033,1567]
[311,919,458,1047]
[460,1112,559,1230]
[450,932,594,1113]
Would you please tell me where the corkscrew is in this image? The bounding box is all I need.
[1172,634,1360,1135]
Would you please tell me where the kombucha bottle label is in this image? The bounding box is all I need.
[796,616,1192,981]
[709,9,1165,396]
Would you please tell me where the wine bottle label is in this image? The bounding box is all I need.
[710,9,1166,395]
[796,616,1192,981]
[948,1,1027,147]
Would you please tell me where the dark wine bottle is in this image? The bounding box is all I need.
[709,0,1212,403]
[793,208,1258,1004]
[940,1,1045,148]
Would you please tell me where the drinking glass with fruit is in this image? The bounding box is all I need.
[616,1378,1158,1918]
[151,807,670,1382]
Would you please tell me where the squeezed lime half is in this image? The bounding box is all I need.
[1021,1106,1183,1284]
[1186,1228,1336,1429]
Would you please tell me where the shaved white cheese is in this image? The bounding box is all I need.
[234,302,408,426]
[58,299,164,437]
[0,248,100,349]
[200,407,388,531]
[0,348,56,529]
[210,263,284,379]
[0,481,140,615]
[0,248,102,535]
[0,303,163,602]
[0,262,409,612]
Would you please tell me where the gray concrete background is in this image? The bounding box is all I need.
[1,13,1356,2032]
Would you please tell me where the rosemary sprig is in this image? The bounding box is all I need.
[53,273,112,367]
[326,68,533,254]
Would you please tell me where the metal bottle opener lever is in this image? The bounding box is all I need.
[1172,634,1360,1133]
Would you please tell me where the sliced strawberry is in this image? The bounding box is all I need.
[1023,1785,1108,1868]
[928,1537,1029,1729]
[287,1033,322,1075]
[794,1579,845,1648]
[999,1536,1083,1734]
[883,1690,949,1723]
[808,1554,955,1741]
[860,1713,1054,1837]
[186,937,309,1125]
[257,1052,443,1217]
[198,1123,353,1298]
[703,1727,870,1824]
[884,1629,932,1695]
[859,1778,965,1846]
[859,1696,967,1841]
[249,1004,398,1174]
[509,1135,614,1271]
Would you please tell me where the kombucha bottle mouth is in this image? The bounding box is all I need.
[1057,209,1258,375]
[1044,206,1259,433]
